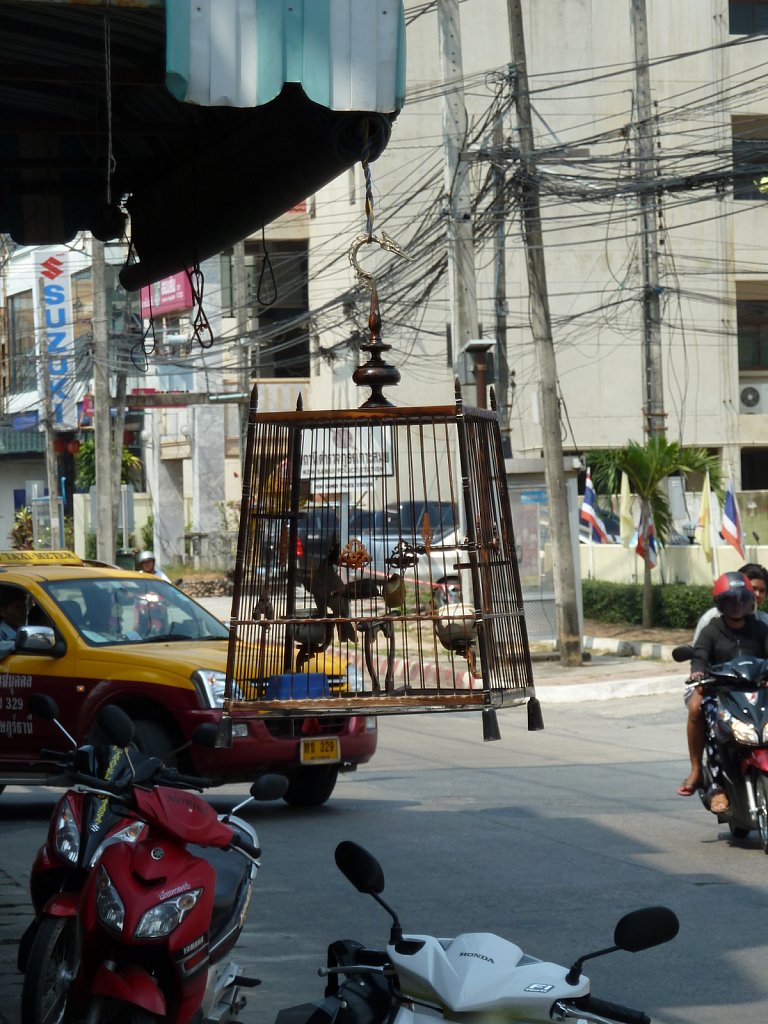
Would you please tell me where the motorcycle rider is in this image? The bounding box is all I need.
[682,571,768,814]
[136,549,171,583]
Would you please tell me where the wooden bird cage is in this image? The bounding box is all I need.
[222,286,540,736]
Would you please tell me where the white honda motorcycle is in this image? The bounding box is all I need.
[276,842,679,1024]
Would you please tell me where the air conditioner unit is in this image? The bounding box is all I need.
[739,383,768,414]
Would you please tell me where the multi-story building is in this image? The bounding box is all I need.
[3,1,768,562]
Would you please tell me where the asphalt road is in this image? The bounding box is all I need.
[2,694,768,1024]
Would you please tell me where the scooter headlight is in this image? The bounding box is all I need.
[720,709,759,745]
[95,865,125,933]
[54,798,80,864]
[134,888,203,939]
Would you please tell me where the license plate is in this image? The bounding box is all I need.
[300,737,340,764]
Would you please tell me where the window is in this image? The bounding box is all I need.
[737,282,768,370]
[7,289,35,393]
[729,2,768,34]
[741,448,768,490]
[732,116,768,200]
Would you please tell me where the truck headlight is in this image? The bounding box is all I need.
[192,670,242,708]
[134,888,203,939]
[345,663,365,693]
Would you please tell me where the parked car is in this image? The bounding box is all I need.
[0,550,376,807]
[349,500,458,578]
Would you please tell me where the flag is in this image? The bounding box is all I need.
[619,472,633,547]
[580,468,609,543]
[721,477,745,559]
[696,470,713,560]
[636,506,658,567]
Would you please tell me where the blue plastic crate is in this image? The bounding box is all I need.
[265,673,330,700]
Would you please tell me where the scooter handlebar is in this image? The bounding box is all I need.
[228,831,262,861]
[555,995,651,1024]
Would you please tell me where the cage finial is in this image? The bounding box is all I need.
[352,282,401,408]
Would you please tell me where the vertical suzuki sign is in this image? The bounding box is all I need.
[39,250,77,429]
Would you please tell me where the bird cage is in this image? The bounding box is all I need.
[223,287,541,737]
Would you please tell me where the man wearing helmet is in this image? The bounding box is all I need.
[679,571,768,813]
[136,550,171,584]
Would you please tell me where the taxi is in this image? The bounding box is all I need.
[0,551,377,806]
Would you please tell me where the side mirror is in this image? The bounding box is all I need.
[191,722,222,749]
[335,841,386,896]
[672,645,694,663]
[97,705,135,748]
[16,625,60,654]
[250,774,289,802]
[614,906,679,952]
[29,693,60,720]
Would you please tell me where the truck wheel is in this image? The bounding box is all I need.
[132,719,177,766]
[282,766,339,807]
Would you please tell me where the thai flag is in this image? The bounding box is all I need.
[721,478,745,558]
[580,468,609,543]
[636,507,658,567]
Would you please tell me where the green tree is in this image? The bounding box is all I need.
[586,438,723,627]
[75,438,141,491]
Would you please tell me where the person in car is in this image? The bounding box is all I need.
[0,586,26,640]
[680,571,768,814]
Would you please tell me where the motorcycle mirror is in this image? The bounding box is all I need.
[614,906,679,952]
[566,906,679,985]
[672,645,694,663]
[191,722,221,749]
[97,705,135,748]
[29,693,60,720]
[335,841,385,895]
[250,774,289,802]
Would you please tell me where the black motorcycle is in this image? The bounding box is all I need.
[674,645,768,850]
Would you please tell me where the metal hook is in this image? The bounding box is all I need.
[348,232,414,293]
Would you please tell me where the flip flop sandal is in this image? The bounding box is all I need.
[677,781,699,796]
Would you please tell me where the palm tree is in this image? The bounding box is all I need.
[586,438,723,626]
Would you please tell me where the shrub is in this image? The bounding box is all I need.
[582,580,711,629]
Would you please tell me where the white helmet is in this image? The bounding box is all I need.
[138,550,156,564]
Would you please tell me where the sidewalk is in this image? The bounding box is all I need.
[197,596,685,704]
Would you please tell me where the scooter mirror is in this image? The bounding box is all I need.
[192,722,222,749]
[250,774,289,802]
[97,705,135,748]
[614,906,679,952]
[672,645,694,663]
[335,841,385,895]
[29,693,60,721]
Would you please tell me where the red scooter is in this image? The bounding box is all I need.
[19,697,150,1024]
[22,699,287,1024]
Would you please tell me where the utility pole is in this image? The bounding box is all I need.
[92,237,115,562]
[630,0,665,438]
[492,112,510,446]
[36,285,61,548]
[507,0,582,666]
[233,240,249,464]
[438,0,479,357]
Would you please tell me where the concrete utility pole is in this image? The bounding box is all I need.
[92,237,115,562]
[507,0,582,666]
[438,0,479,356]
[630,0,665,438]
[37,279,61,548]
[493,113,510,445]
[233,240,249,463]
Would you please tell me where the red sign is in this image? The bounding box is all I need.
[140,271,194,317]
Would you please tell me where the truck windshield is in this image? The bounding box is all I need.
[43,578,229,646]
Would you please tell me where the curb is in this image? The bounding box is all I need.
[536,675,681,704]
[583,635,678,661]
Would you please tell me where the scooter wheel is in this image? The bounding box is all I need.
[20,917,77,1024]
